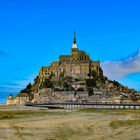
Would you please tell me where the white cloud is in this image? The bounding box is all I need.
[101,48,140,79]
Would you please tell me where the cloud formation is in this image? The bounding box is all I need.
[102,48,140,79]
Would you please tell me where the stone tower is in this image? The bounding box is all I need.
[71,31,78,62]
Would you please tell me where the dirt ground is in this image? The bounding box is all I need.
[0,107,140,140]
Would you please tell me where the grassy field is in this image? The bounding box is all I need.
[0,108,140,140]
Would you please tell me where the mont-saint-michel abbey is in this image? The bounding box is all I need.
[7,33,140,105]
[39,32,101,84]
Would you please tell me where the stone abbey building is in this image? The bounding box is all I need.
[38,33,102,84]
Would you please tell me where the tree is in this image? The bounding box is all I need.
[77,87,85,91]
[91,71,99,81]
[113,80,121,87]
[63,81,70,91]
[87,87,94,96]
[99,67,103,77]
[20,83,32,93]
[86,78,96,87]
[34,76,39,84]
[26,83,32,89]
[20,83,33,101]
[41,78,53,88]
[63,82,69,88]
[87,72,92,77]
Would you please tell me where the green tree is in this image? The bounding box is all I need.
[91,71,99,81]
[63,81,70,91]
[99,67,103,77]
[87,72,92,77]
[20,83,32,93]
[87,87,94,96]
[86,78,96,87]
[41,78,53,88]
[20,83,33,101]
[26,83,32,89]
[34,76,39,84]
[77,87,85,91]
[113,80,121,87]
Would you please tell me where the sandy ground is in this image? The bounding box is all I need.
[0,107,140,140]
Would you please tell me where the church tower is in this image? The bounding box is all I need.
[71,31,79,62]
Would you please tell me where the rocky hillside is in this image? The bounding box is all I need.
[19,70,140,103]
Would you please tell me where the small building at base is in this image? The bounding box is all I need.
[6,94,14,105]
[6,93,29,105]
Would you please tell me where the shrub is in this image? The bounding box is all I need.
[54,88,64,91]
[86,78,96,87]
[87,87,94,96]
[20,83,32,93]
[77,87,85,91]
[41,78,53,88]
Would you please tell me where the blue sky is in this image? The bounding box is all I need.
[0,0,140,102]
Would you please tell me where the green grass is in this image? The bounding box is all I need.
[79,108,140,114]
[78,108,126,115]
[0,114,14,119]
[0,109,70,120]
[0,110,48,120]
[109,120,140,129]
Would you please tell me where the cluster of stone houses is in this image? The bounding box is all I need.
[6,93,29,105]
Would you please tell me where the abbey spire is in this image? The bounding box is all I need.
[73,31,76,44]
[72,31,78,49]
